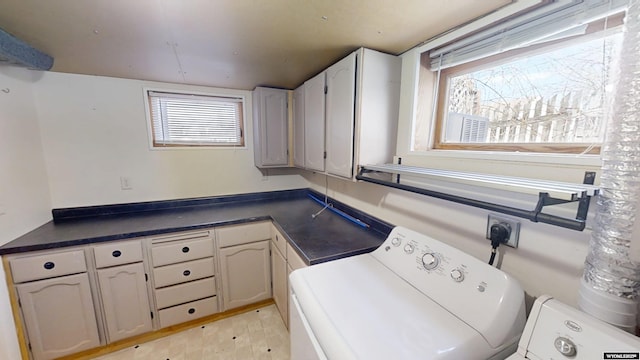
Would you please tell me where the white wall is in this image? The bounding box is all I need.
[33,72,306,208]
[0,68,52,245]
[0,66,53,360]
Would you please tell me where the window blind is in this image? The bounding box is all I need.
[429,0,628,70]
[148,91,244,146]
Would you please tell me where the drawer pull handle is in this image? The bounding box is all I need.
[188,308,196,314]
[182,247,190,253]
[43,262,55,270]
[112,250,122,257]
[183,270,191,276]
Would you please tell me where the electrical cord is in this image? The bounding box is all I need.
[488,248,498,266]
[488,223,510,266]
[311,202,333,219]
[312,175,331,219]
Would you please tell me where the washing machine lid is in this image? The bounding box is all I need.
[290,254,496,360]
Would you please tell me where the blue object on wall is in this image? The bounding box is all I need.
[0,28,53,70]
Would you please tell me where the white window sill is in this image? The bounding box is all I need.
[400,149,601,167]
[393,150,601,185]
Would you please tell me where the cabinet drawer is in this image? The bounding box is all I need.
[158,296,218,328]
[10,250,87,283]
[271,226,287,259]
[93,240,143,268]
[155,277,216,309]
[216,221,271,248]
[153,257,215,288]
[287,243,308,271]
[150,230,210,245]
[151,237,214,267]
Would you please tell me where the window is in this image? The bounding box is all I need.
[147,91,244,147]
[414,0,627,154]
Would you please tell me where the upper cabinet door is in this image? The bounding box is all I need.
[293,85,305,168]
[325,52,356,178]
[304,72,326,172]
[253,87,289,167]
[355,48,402,171]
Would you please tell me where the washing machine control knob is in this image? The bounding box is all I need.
[554,337,577,357]
[450,269,464,282]
[421,253,439,270]
[391,237,402,247]
[404,244,414,254]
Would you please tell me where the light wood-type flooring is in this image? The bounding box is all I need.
[92,304,289,360]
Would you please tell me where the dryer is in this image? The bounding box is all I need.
[289,226,527,359]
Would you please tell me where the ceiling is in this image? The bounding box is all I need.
[0,0,511,90]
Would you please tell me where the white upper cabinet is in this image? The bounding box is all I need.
[294,48,401,179]
[252,87,289,168]
[293,85,305,168]
[252,48,400,174]
[303,72,326,172]
[326,52,357,178]
[354,48,402,172]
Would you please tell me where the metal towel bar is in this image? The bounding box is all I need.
[357,164,599,231]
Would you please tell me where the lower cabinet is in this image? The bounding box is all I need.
[6,221,311,359]
[93,239,152,343]
[216,221,272,311]
[271,225,310,328]
[97,262,152,342]
[17,272,101,360]
[218,240,272,310]
[271,240,288,327]
[284,241,309,327]
[287,242,309,273]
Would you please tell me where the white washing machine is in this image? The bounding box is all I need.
[289,226,527,360]
[507,295,640,359]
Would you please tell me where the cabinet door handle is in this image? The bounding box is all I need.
[182,246,190,253]
[43,261,55,270]
[183,270,191,277]
[188,308,196,314]
[112,250,122,257]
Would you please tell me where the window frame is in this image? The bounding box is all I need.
[394,0,618,187]
[429,15,623,155]
[143,87,247,150]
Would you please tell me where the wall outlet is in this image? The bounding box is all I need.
[486,214,520,248]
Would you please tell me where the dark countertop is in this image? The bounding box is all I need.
[0,189,392,265]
